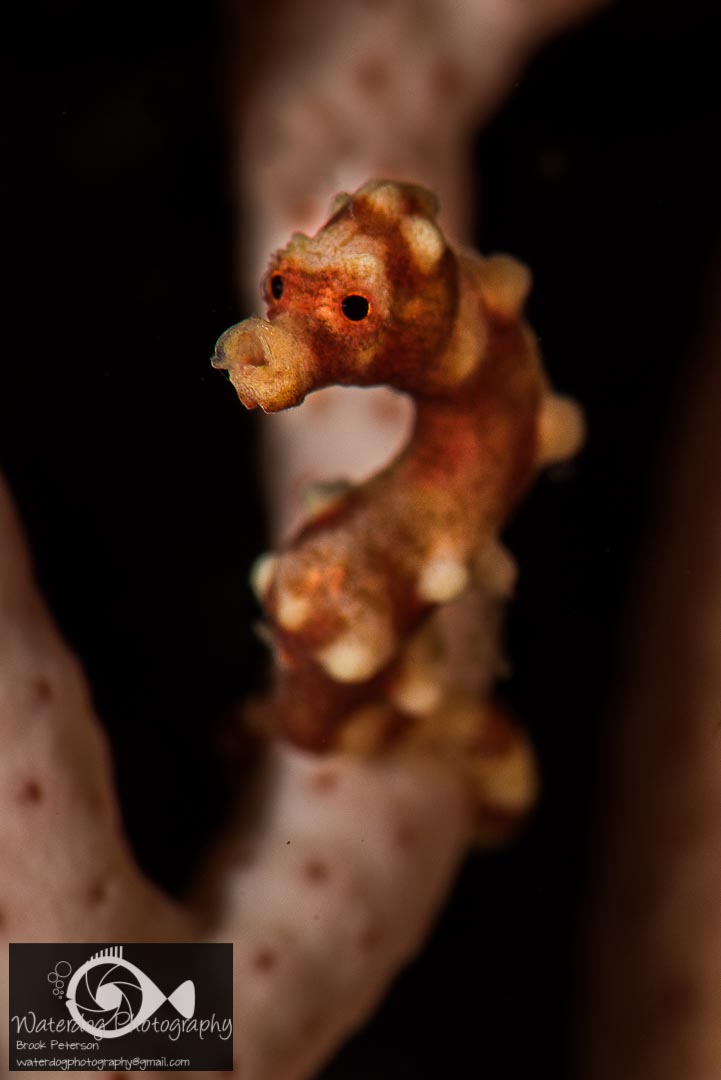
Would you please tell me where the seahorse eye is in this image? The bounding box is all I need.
[341,295,370,321]
[270,274,284,300]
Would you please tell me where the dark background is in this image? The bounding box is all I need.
[4,1,720,1076]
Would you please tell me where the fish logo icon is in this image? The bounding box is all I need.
[65,947,195,1040]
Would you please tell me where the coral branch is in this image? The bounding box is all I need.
[0,473,472,1080]
[0,475,189,945]
[208,742,470,1080]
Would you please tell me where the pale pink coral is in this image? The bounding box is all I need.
[0,472,471,1080]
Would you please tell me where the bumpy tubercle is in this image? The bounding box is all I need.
[213,179,583,832]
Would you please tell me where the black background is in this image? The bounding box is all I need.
[4,1,720,1077]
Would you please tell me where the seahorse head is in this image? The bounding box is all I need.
[212,180,459,411]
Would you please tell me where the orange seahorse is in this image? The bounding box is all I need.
[213,180,583,760]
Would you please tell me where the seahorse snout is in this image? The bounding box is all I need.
[213,323,268,370]
[211,316,314,412]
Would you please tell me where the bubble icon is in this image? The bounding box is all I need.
[47,960,73,1000]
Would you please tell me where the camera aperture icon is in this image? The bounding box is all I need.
[63,947,195,1040]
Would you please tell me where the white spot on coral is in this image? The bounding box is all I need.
[479,255,532,321]
[477,741,538,814]
[536,394,586,467]
[316,632,393,684]
[418,558,469,603]
[390,674,443,717]
[361,182,405,217]
[250,553,278,601]
[400,216,445,273]
[275,588,312,631]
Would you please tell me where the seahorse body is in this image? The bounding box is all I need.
[213,180,583,753]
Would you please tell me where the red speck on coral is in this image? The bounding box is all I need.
[252,947,278,973]
[303,858,330,884]
[18,779,43,805]
[311,769,339,793]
